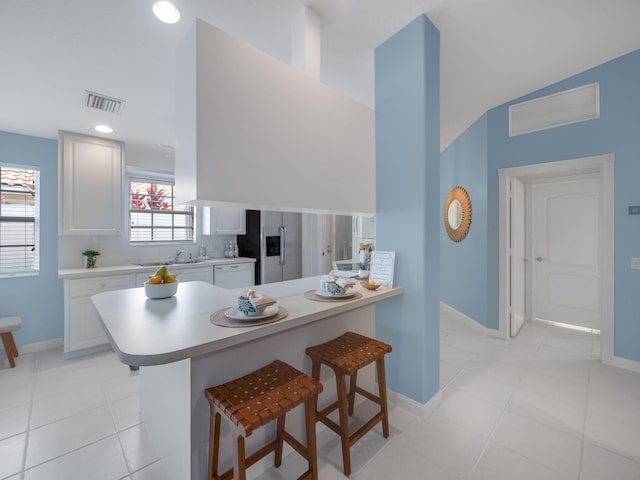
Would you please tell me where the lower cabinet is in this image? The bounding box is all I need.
[213,262,255,289]
[63,265,214,358]
[64,274,135,357]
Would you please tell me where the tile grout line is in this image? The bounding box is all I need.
[577,359,593,480]
[100,361,137,475]
[18,352,39,480]
[466,379,519,479]
[20,356,120,475]
[469,333,582,479]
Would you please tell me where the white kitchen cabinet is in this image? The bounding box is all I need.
[211,205,246,234]
[64,274,135,357]
[59,131,124,235]
[135,265,213,286]
[214,262,255,289]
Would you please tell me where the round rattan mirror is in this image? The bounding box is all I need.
[444,186,472,242]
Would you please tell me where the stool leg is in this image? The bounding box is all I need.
[376,357,390,438]
[274,414,285,467]
[8,333,18,358]
[304,394,319,480]
[1,333,15,368]
[335,371,352,476]
[311,358,321,381]
[231,429,246,480]
[209,411,222,480]
[347,371,358,416]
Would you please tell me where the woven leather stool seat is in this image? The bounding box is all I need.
[305,331,392,374]
[205,360,323,480]
[306,331,392,476]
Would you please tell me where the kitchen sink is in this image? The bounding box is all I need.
[136,260,203,267]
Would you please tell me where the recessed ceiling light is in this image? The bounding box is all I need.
[94,124,113,134]
[153,1,180,24]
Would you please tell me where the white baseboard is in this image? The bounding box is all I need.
[612,355,640,373]
[7,338,63,355]
[440,302,504,339]
[63,344,113,360]
[387,388,441,418]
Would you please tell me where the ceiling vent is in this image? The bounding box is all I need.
[84,90,125,114]
[509,83,599,137]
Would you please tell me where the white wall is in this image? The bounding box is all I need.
[175,19,375,214]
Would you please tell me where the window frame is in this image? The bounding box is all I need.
[127,171,195,245]
[0,163,40,277]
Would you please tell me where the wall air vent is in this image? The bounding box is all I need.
[509,83,599,137]
[84,90,125,114]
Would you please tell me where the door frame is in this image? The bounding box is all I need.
[510,176,526,337]
[498,154,614,364]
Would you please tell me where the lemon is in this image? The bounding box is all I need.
[154,266,168,278]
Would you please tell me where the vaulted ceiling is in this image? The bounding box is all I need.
[1,0,639,163]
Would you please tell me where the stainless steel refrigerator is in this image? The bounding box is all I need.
[261,211,302,284]
[237,210,302,285]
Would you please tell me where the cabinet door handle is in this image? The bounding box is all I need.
[230,265,239,269]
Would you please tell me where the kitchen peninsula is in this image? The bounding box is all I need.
[92,276,401,479]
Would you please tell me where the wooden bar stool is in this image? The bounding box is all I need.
[204,360,323,480]
[0,316,22,368]
[305,331,392,476]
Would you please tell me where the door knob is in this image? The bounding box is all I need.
[536,256,546,262]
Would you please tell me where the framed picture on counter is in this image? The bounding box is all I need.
[369,251,396,287]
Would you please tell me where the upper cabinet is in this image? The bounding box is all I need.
[59,132,124,236]
[211,205,246,235]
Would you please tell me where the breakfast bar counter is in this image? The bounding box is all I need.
[92,276,401,479]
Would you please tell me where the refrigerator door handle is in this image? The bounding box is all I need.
[279,226,286,266]
[280,225,287,265]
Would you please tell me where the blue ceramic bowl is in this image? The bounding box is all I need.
[237,295,266,316]
[320,278,353,296]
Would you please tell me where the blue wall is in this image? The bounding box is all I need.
[442,49,640,362]
[440,114,489,326]
[0,131,63,348]
[375,15,440,403]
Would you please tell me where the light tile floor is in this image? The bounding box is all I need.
[1,308,639,480]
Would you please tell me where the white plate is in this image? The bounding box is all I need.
[224,305,279,321]
[314,289,356,299]
[328,270,358,278]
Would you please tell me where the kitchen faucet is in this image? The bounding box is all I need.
[174,249,184,262]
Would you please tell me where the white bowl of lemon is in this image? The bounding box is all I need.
[144,266,178,299]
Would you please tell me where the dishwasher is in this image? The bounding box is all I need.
[214,263,255,289]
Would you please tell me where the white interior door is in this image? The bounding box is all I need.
[533,177,601,330]
[317,214,334,274]
[510,177,526,337]
[282,212,302,281]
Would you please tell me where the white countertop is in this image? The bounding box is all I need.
[91,277,402,367]
[58,257,256,279]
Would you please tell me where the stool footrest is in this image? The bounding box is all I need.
[206,360,321,480]
[354,385,382,405]
[215,438,277,480]
[306,331,392,477]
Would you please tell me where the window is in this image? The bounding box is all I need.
[0,165,39,275]
[129,177,194,243]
